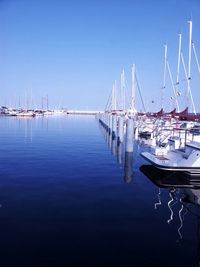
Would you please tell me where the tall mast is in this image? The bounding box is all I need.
[162,44,167,109]
[175,33,182,112]
[30,88,33,110]
[18,96,21,109]
[111,82,116,111]
[114,80,117,110]
[120,72,123,110]
[25,91,28,110]
[121,70,125,111]
[187,19,196,114]
[188,20,192,80]
[131,64,135,111]
[46,94,49,110]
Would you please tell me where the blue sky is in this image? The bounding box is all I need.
[0,0,200,111]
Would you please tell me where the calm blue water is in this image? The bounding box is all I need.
[0,115,199,266]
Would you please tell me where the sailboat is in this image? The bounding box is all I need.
[141,20,200,174]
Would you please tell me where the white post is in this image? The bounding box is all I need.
[109,114,113,133]
[106,113,109,130]
[117,142,123,165]
[111,138,116,156]
[112,114,117,138]
[125,119,134,152]
[117,116,124,143]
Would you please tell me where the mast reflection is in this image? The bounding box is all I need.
[154,188,162,210]
[167,189,177,224]
[140,164,200,247]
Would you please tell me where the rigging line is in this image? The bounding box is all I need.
[124,76,130,91]
[124,76,133,110]
[135,72,146,113]
[192,42,200,73]
[181,52,196,114]
[116,97,121,110]
[105,97,110,112]
[105,90,112,111]
[167,60,180,112]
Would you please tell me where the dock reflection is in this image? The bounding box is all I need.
[124,152,133,183]
[99,121,135,183]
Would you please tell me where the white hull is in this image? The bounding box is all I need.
[16,112,35,117]
[141,141,200,174]
[141,151,200,174]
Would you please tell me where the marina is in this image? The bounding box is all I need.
[1,0,200,266]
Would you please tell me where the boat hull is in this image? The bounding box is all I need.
[141,151,200,174]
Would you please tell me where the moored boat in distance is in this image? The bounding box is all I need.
[15,110,36,117]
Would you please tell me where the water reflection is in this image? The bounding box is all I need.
[154,188,162,210]
[117,142,123,165]
[140,165,200,248]
[13,117,34,143]
[111,138,117,157]
[177,202,186,241]
[124,152,133,183]
[99,120,134,183]
[167,188,177,224]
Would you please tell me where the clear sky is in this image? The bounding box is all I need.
[0,0,200,111]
